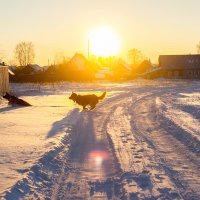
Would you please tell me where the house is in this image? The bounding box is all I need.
[67,53,91,71]
[18,64,43,75]
[112,59,132,80]
[142,55,200,79]
[59,53,96,80]
[0,64,9,96]
[10,64,43,82]
[95,68,114,79]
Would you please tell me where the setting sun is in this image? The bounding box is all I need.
[89,27,120,57]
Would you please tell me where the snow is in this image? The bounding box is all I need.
[0,93,75,196]
[0,80,200,199]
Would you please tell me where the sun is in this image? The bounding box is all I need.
[89,26,120,57]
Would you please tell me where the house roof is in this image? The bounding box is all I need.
[19,64,43,74]
[159,55,200,69]
[67,53,90,70]
[8,69,15,75]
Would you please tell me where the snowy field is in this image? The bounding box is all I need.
[0,80,200,199]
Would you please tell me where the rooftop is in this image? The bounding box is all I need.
[159,54,200,69]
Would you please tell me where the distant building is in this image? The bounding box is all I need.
[142,55,200,79]
[67,53,90,71]
[0,65,9,95]
[95,68,114,79]
[61,53,96,80]
[19,64,43,75]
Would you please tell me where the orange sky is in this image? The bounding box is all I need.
[0,0,200,65]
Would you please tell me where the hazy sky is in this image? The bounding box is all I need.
[0,0,200,65]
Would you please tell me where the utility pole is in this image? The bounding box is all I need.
[88,39,90,60]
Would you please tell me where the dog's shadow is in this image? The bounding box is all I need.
[46,108,80,138]
[0,105,24,113]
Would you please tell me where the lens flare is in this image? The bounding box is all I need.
[88,150,109,168]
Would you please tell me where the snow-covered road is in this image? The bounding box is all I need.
[1,81,200,199]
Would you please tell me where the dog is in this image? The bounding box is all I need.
[3,92,31,106]
[69,92,106,110]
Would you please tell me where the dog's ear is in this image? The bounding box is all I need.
[4,92,9,97]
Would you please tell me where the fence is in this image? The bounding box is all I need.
[0,66,9,96]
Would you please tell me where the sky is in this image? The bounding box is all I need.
[0,0,200,65]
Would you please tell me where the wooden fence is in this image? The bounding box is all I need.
[0,66,9,96]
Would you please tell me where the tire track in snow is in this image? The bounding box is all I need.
[156,96,200,154]
[51,93,128,200]
[107,92,183,199]
[131,92,200,199]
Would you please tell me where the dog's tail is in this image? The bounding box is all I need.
[98,92,106,100]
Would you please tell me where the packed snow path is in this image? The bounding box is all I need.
[2,81,200,199]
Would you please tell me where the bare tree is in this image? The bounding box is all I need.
[15,42,35,66]
[197,42,200,54]
[128,48,143,66]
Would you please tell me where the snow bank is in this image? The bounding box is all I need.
[0,91,79,197]
[156,89,200,154]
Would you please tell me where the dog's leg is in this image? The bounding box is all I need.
[90,102,97,110]
[90,106,96,110]
[83,106,88,110]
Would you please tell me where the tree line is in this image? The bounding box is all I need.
[6,40,200,82]
[6,41,154,82]
[1,41,200,67]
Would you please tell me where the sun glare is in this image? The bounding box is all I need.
[89,27,120,57]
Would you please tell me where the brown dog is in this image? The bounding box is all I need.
[3,92,31,106]
[69,92,106,110]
